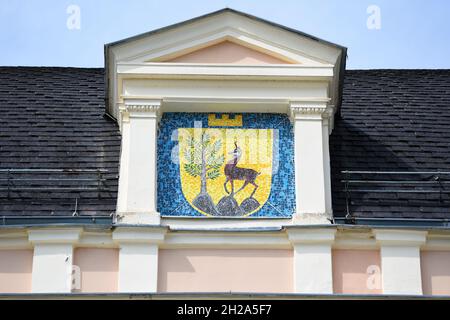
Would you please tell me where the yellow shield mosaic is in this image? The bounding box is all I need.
[178,114,273,217]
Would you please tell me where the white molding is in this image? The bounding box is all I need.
[124,104,161,114]
[112,227,167,244]
[162,231,290,249]
[289,101,332,121]
[161,216,293,230]
[286,228,336,245]
[112,14,340,65]
[118,77,330,110]
[290,213,332,225]
[0,231,31,249]
[120,99,161,121]
[3,226,450,250]
[28,228,82,244]
[1,227,448,250]
[77,231,116,248]
[116,212,162,225]
[374,229,428,247]
[117,62,334,79]
[333,229,378,250]
[424,233,450,251]
[134,27,331,65]
[162,96,330,105]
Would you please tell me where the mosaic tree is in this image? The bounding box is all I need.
[183,132,224,214]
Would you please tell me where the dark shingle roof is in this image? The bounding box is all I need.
[1,67,449,223]
[331,69,450,220]
[0,67,120,220]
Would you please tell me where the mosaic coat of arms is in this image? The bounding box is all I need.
[157,113,295,218]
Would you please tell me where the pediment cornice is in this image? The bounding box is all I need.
[105,9,347,119]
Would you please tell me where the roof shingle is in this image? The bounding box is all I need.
[331,69,450,220]
[0,67,120,218]
[1,67,449,222]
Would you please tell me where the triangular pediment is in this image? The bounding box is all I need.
[163,40,292,64]
[105,8,347,118]
[107,8,345,66]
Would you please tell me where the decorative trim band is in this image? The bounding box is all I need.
[124,104,161,113]
[289,103,334,122]
[290,106,327,115]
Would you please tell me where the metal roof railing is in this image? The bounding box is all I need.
[0,169,115,216]
[341,171,450,221]
[0,169,111,194]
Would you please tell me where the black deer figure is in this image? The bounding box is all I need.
[224,142,260,198]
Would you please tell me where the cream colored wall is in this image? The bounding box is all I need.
[73,248,119,293]
[167,41,291,64]
[158,249,293,293]
[421,251,450,296]
[0,250,33,293]
[332,249,382,295]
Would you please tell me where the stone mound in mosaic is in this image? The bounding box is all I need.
[216,195,243,216]
[192,193,219,215]
[240,197,260,214]
[214,196,261,216]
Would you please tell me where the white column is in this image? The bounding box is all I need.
[290,102,332,224]
[322,109,333,216]
[28,228,82,293]
[117,99,162,225]
[287,228,336,294]
[113,227,166,293]
[374,229,427,295]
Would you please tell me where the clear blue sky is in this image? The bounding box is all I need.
[1,0,449,69]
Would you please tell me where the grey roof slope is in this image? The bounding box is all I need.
[0,67,120,221]
[331,69,450,221]
[0,67,449,223]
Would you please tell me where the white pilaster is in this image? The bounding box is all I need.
[322,108,333,216]
[113,227,166,293]
[117,99,162,225]
[287,228,336,294]
[28,228,82,293]
[290,102,332,224]
[374,229,427,295]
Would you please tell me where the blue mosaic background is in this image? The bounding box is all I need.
[157,113,296,218]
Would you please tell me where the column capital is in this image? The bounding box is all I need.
[289,101,331,121]
[119,99,162,122]
[112,226,167,245]
[286,227,336,245]
[374,229,428,247]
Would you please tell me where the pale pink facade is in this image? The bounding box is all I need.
[332,249,382,295]
[73,248,119,293]
[3,246,450,296]
[167,41,291,64]
[158,249,293,293]
[421,251,450,296]
[0,250,33,293]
